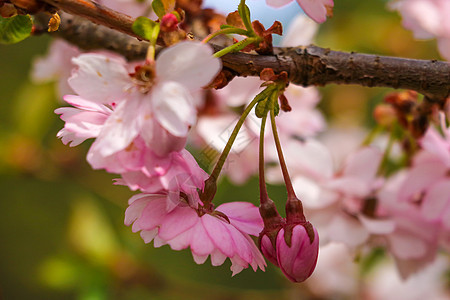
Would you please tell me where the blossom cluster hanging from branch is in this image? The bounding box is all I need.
[1,0,450,293]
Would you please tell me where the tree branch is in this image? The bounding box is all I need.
[35,0,450,101]
[41,0,141,39]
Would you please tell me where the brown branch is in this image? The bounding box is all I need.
[34,0,450,102]
[217,45,450,101]
[40,0,140,39]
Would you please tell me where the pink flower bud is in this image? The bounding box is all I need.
[260,233,279,267]
[161,13,179,32]
[276,224,319,283]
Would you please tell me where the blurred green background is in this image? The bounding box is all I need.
[0,0,443,299]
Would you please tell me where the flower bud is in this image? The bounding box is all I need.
[161,13,179,32]
[276,223,319,283]
[374,104,396,127]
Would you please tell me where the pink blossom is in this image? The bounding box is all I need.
[265,0,334,23]
[125,195,266,275]
[260,234,279,267]
[281,14,319,47]
[56,95,186,173]
[54,95,111,146]
[390,0,450,60]
[31,40,80,97]
[31,0,155,97]
[275,224,319,282]
[96,0,154,19]
[117,149,208,208]
[258,197,319,282]
[377,171,441,279]
[56,42,221,167]
[398,125,450,227]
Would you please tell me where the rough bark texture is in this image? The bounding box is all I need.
[34,5,450,102]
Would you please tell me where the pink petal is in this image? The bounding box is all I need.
[89,99,141,157]
[156,41,221,90]
[165,229,192,250]
[62,95,112,113]
[398,160,447,202]
[216,202,263,236]
[327,214,369,247]
[140,229,158,244]
[202,214,235,257]
[388,232,427,259]
[69,54,130,103]
[229,256,247,276]
[210,249,227,266]
[422,180,450,221]
[296,0,333,23]
[358,214,396,234]
[192,253,208,264]
[136,196,169,231]
[281,14,318,47]
[342,147,382,183]
[190,221,215,256]
[124,197,151,227]
[266,0,292,8]
[152,81,196,137]
[158,206,198,240]
[420,127,450,166]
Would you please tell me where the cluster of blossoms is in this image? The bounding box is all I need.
[29,0,450,292]
[53,40,272,274]
[34,0,328,281]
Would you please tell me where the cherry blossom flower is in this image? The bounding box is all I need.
[265,0,334,23]
[281,14,319,47]
[117,149,209,209]
[376,123,450,277]
[125,194,266,275]
[377,171,441,279]
[397,124,450,228]
[56,42,221,170]
[31,0,155,97]
[258,195,319,283]
[390,0,450,60]
[55,95,111,146]
[32,40,81,97]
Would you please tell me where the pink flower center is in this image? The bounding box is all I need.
[130,64,157,94]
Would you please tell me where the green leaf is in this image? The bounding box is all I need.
[238,0,252,33]
[152,0,166,19]
[255,98,269,118]
[132,16,160,42]
[0,15,32,45]
[255,88,280,118]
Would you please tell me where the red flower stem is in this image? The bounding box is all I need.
[269,100,296,200]
[259,112,269,204]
